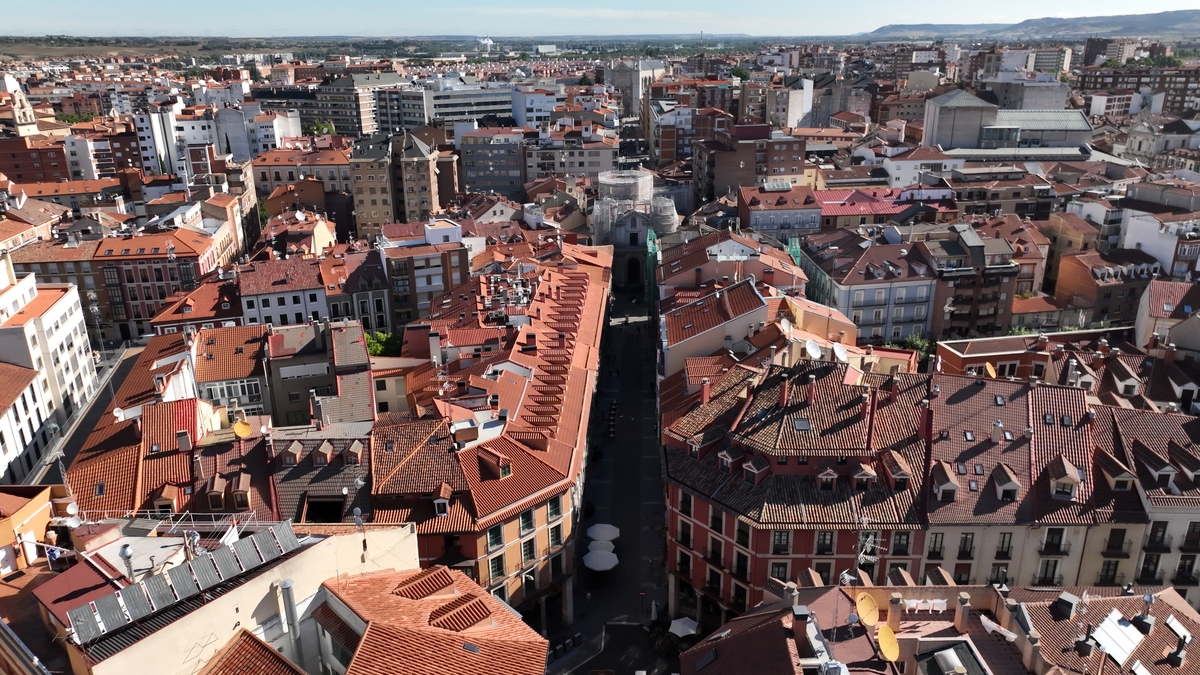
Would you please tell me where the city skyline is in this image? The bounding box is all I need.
[5,1,1200,37]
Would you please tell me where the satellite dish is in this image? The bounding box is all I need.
[65,516,82,529]
[877,624,900,662]
[65,502,79,516]
[833,343,849,364]
[232,420,252,439]
[805,339,822,360]
[856,592,880,627]
[985,362,998,379]
[260,425,270,436]
[780,317,792,336]
[112,407,124,420]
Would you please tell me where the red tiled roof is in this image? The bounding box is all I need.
[663,278,765,345]
[199,629,305,675]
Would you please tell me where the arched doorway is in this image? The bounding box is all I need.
[626,257,642,288]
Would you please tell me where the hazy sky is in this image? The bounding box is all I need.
[7,0,1200,37]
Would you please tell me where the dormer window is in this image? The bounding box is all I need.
[1114,479,1131,491]
[856,477,870,491]
[434,498,449,516]
[313,452,328,466]
[282,453,297,466]
[744,468,756,485]
[821,476,834,490]
[1054,481,1076,499]
[894,477,908,491]
[500,464,512,478]
[1001,489,1017,501]
[940,488,956,502]
[721,457,732,472]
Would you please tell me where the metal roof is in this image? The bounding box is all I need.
[994,109,1092,132]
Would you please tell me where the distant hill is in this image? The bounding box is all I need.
[868,9,1200,39]
[865,24,1010,38]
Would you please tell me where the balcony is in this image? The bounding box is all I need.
[674,559,692,578]
[1144,533,1173,553]
[957,546,975,560]
[892,545,910,556]
[927,545,944,560]
[1031,573,1064,586]
[1136,569,1165,585]
[703,548,723,566]
[893,295,930,305]
[676,534,692,550]
[816,543,835,556]
[1038,540,1071,556]
[1180,536,1200,553]
[988,573,1014,586]
[995,545,1012,560]
[731,565,749,583]
[852,298,890,308]
[1101,539,1131,558]
[1175,570,1200,586]
[1095,572,1125,587]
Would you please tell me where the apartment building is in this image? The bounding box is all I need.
[1076,65,1200,115]
[349,134,393,240]
[794,230,935,343]
[96,230,226,340]
[512,85,566,127]
[392,133,439,223]
[693,125,808,207]
[236,257,328,327]
[377,220,471,324]
[314,72,406,136]
[523,129,618,183]
[251,143,352,196]
[943,165,1058,219]
[10,238,110,344]
[459,127,533,201]
[1055,249,1159,326]
[320,245,391,333]
[0,136,68,183]
[372,251,610,632]
[661,360,928,621]
[375,81,514,132]
[736,183,821,236]
[192,324,270,418]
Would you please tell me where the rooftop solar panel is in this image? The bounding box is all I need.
[119,584,154,621]
[272,522,301,553]
[167,565,199,600]
[212,545,242,578]
[93,593,128,632]
[190,555,221,590]
[143,573,176,609]
[67,606,102,643]
[253,529,282,562]
[232,537,263,569]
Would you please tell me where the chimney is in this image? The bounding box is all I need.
[695,267,702,286]
[701,378,711,405]
[792,605,810,643]
[1149,332,1160,350]
[1037,333,1049,350]
[558,332,566,349]
[860,392,871,418]
[918,399,931,441]
[954,592,971,635]
[456,380,468,396]
[780,379,790,408]
[725,334,734,351]
[279,580,304,664]
[1168,636,1188,667]
[1133,595,1156,635]
[1167,343,1178,364]
[991,420,1004,444]
[428,330,441,366]
[1098,338,1110,353]
[770,345,777,363]
[806,374,816,405]
[888,593,902,633]
[176,430,192,454]
[748,322,756,338]
[890,365,900,398]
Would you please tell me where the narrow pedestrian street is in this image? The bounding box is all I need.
[548,288,675,674]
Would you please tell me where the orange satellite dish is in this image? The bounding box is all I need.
[985,362,998,379]
[856,592,880,627]
[232,420,252,439]
[877,624,900,662]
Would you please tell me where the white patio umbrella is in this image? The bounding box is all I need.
[587,523,620,541]
[669,617,698,637]
[588,540,615,553]
[583,550,619,571]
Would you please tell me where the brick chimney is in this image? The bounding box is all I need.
[701,378,711,405]
[806,374,816,405]
[1167,343,1178,364]
[792,605,810,644]
[780,379,790,408]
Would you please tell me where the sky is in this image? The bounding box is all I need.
[6,0,1200,37]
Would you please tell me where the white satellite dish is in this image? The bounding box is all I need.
[260,425,269,436]
[833,343,849,363]
[65,502,79,516]
[65,517,82,529]
[780,317,792,336]
[112,407,123,420]
[805,339,822,360]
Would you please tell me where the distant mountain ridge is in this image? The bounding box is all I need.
[868,10,1200,39]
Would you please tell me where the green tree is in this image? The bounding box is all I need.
[247,62,266,82]
[302,119,335,136]
[1009,325,1036,335]
[55,112,96,124]
[730,66,751,80]
[578,73,593,86]
[888,334,935,361]
[364,331,404,356]
[1101,58,1124,68]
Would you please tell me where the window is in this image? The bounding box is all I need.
[489,554,505,581]
[519,509,534,533]
[487,524,504,549]
[770,561,789,581]
[816,531,835,555]
[709,507,723,534]
[941,488,956,502]
[772,530,790,555]
[549,524,563,547]
[434,499,448,516]
[736,521,750,547]
[1054,481,1075,498]
[547,495,562,519]
[521,538,536,563]
[893,532,910,555]
[376,379,387,391]
[680,492,692,517]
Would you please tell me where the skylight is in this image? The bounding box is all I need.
[995,395,1006,406]
[794,418,811,431]
[957,463,967,475]
[964,431,975,442]
[1044,413,1055,425]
